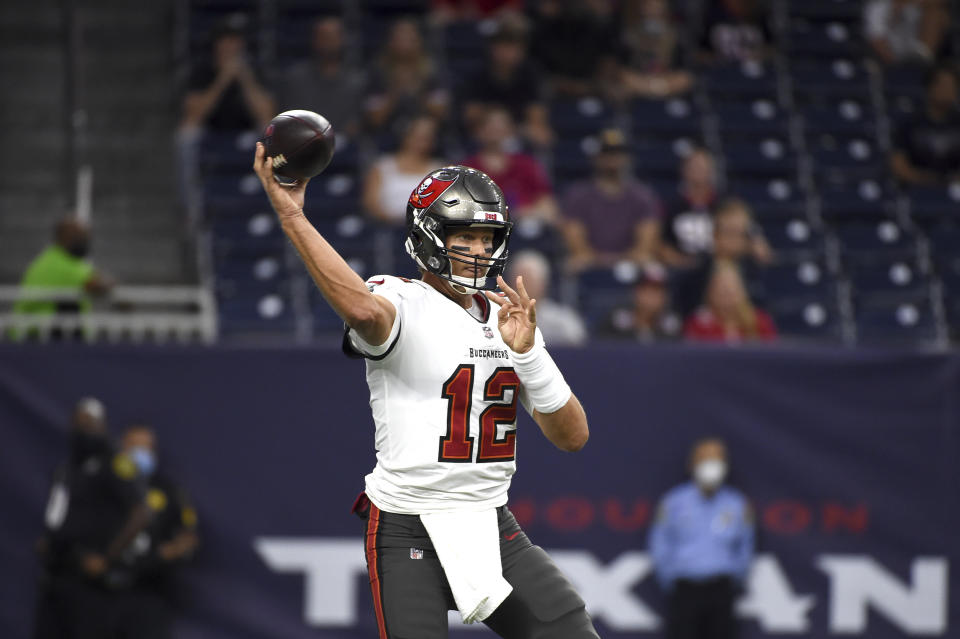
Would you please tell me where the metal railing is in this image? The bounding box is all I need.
[0,285,217,343]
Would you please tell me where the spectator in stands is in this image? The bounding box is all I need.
[464,107,558,222]
[890,64,960,186]
[111,425,199,639]
[673,198,773,316]
[180,15,276,133]
[364,18,450,143]
[697,0,772,64]
[597,262,681,341]
[620,0,694,99]
[649,437,754,639]
[506,250,587,346]
[864,0,949,65]
[561,129,663,270]
[363,115,445,226]
[431,0,524,23]
[11,218,113,341]
[658,148,720,269]
[529,0,622,98]
[176,14,275,218]
[278,16,364,137]
[684,260,776,342]
[460,17,553,147]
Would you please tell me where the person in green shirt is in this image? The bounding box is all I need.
[10,218,112,340]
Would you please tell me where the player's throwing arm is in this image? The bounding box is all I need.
[252,141,396,347]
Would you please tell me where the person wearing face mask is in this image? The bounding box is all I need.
[560,128,663,271]
[108,425,199,639]
[33,398,149,639]
[11,217,114,341]
[648,438,755,639]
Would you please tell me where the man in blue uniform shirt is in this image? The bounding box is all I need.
[649,438,754,639]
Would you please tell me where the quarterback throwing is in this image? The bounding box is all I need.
[253,143,599,639]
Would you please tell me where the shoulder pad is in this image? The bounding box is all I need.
[365,275,425,299]
[111,454,138,481]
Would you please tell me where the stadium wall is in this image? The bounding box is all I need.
[1,343,957,638]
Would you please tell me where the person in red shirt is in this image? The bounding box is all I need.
[464,107,558,223]
[684,260,776,343]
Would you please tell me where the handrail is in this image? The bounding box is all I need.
[0,285,218,343]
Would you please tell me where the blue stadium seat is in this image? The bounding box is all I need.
[770,298,842,341]
[818,178,897,221]
[550,97,614,135]
[508,219,565,263]
[855,300,939,346]
[553,136,595,183]
[442,20,488,79]
[210,211,285,253]
[303,171,362,217]
[906,184,960,227]
[790,58,870,98]
[761,259,835,302]
[326,136,361,173]
[849,260,930,299]
[723,136,799,177]
[713,98,790,137]
[217,286,296,337]
[799,96,877,136]
[728,177,807,220]
[633,137,693,180]
[700,61,778,99]
[203,174,269,211]
[575,263,642,329]
[631,97,703,138]
[199,131,259,174]
[808,134,883,180]
[758,218,825,258]
[783,18,864,59]
[836,221,919,265]
[216,253,288,287]
[311,215,379,272]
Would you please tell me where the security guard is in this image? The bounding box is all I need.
[648,438,754,639]
[111,424,199,639]
[33,398,149,639]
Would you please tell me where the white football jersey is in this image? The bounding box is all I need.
[346,275,537,514]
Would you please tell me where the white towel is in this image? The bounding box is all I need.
[420,509,513,624]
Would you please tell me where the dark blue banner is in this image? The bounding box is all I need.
[0,344,957,638]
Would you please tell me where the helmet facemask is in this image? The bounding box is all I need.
[404,166,512,293]
[406,216,511,293]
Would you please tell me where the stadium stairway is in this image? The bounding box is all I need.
[80,0,196,284]
[0,0,69,282]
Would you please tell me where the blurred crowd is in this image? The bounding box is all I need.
[175,0,960,346]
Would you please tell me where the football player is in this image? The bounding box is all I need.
[253,143,599,639]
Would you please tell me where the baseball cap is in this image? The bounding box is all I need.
[598,128,630,154]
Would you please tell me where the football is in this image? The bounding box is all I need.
[261,110,335,181]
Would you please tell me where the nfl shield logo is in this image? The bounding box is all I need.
[483,326,494,339]
[410,548,424,560]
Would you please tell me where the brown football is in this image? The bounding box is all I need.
[261,110,335,181]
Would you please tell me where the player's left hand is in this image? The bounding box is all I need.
[485,276,537,354]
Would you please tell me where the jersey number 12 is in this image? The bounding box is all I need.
[438,364,519,463]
